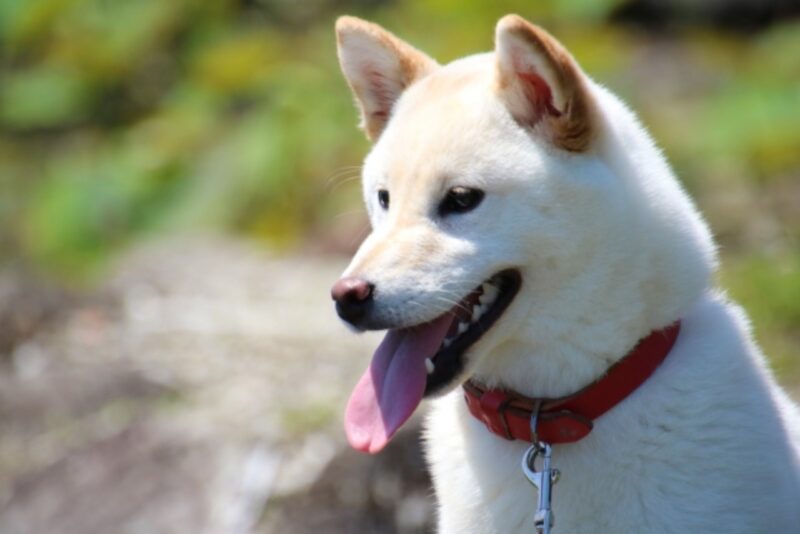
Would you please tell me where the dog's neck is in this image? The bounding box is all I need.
[471,265,658,398]
[470,224,710,400]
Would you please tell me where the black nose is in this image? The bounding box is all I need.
[331,277,374,326]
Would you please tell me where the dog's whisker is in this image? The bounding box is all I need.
[325,173,363,194]
[324,165,363,187]
[435,296,472,315]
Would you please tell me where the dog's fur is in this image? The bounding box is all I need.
[335,14,800,532]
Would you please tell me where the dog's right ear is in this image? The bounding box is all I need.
[336,16,438,142]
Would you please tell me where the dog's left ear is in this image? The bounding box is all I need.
[336,16,438,142]
[494,15,595,152]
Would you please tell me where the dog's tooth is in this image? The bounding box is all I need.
[425,358,435,374]
[472,304,485,321]
[443,338,453,348]
[480,284,499,305]
[458,322,469,335]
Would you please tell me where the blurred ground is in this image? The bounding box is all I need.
[0,237,433,533]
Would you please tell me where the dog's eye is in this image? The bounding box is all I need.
[439,187,484,216]
[377,189,390,210]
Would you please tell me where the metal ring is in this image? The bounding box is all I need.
[521,444,540,483]
[529,399,543,445]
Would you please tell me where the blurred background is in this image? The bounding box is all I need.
[1,0,798,532]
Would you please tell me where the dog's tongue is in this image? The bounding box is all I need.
[345,314,453,453]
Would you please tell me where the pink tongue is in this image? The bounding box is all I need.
[345,314,454,453]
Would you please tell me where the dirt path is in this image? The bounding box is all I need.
[0,237,433,533]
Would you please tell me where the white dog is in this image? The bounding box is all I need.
[330,14,800,533]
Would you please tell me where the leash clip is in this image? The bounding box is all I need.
[522,402,559,534]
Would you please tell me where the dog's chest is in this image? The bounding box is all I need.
[425,391,642,533]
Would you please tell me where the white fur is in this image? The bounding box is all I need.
[337,18,800,533]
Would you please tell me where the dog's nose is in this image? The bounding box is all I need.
[331,277,374,326]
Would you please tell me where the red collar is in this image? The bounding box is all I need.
[463,321,681,444]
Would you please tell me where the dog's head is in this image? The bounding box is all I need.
[332,15,715,453]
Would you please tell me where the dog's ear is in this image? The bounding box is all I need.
[494,15,595,152]
[336,16,438,141]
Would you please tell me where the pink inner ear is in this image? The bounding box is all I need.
[517,71,562,124]
[364,67,398,121]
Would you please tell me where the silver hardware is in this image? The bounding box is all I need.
[529,399,543,444]
[522,442,559,534]
[522,403,559,534]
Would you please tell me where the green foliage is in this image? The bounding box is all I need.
[721,253,800,384]
[1,0,368,274]
[0,65,92,128]
[649,25,800,182]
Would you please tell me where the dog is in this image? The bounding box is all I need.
[330,14,800,533]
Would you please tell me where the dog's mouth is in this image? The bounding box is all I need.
[424,269,522,396]
[345,268,521,454]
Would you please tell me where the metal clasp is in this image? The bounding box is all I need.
[521,402,560,534]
